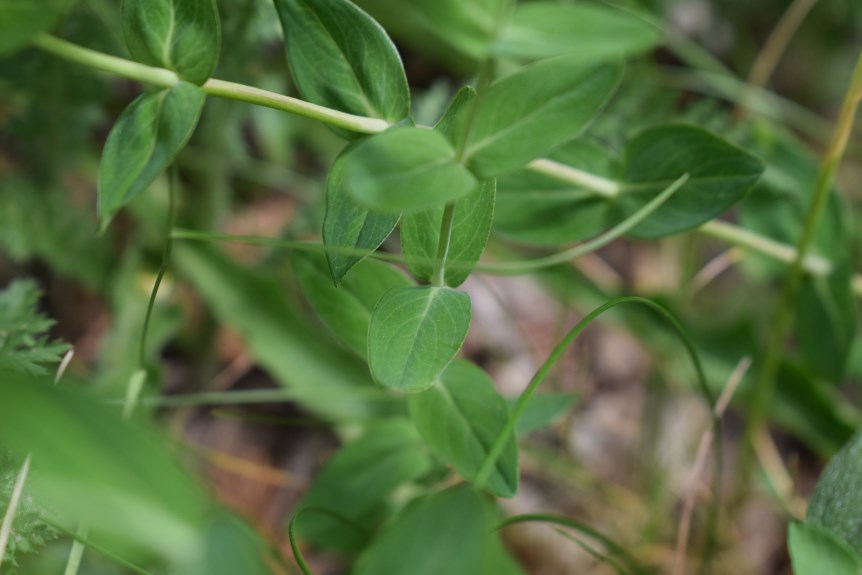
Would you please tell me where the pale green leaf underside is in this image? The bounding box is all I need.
[98,82,205,230]
[344,127,478,213]
[274,0,410,125]
[368,286,471,392]
[122,0,221,85]
[409,360,519,497]
[788,522,862,575]
[323,144,399,284]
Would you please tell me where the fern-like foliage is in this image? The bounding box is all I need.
[0,279,68,376]
[0,453,58,571]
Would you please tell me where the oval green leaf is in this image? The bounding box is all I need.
[324,144,400,284]
[0,0,75,55]
[368,285,471,392]
[620,124,764,238]
[99,82,205,230]
[408,360,519,497]
[788,522,862,575]
[808,429,862,556]
[344,127,478,213]
[292,251,412,358]
[435,85,477,147]
[495,2,661,62]
[401,178,495,287]
[122,0,221,85]
[354,485,490,575]
[464,56,621,178]
[494,139,621,246]
[297,419,432,554]
[273,0,410,126]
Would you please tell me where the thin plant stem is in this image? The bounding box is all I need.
[526,159,621,198]
[734,0,819,122]
[63,526,89,575]
[0,455,31,571]
[431,202,457,286]
[743,50,862,469]
[31,34,388,135]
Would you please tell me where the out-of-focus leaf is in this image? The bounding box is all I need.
[297,419,432,554]
[507,392,578,436]
[122,0,221,85]
[797,266,856,384]
[292,251,412,358]
[494,140,620,245]
[323,145,399,284]
[464,57,621,178]
[0,375,209,566]
[788,521,862,575]
[99,82,205,230]
[273,0,410,127]
[620,124,764,238]
[0,0,75,55]
[0,279,68,376]
[354,485,490,575]
[495,2,660,62]
[401,179,495,287]
[343,127,477,213]
[368,286,471,392]
[173,511,272,575]
[174,243,393,421]
[409,360,518,497]
[435,85,477,147]
[808,429,862,556]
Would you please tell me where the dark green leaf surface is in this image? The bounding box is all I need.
[464,56,621,178]
[808,430,862,556]
[797,266,856,383]
[344,127,478,213]
[788,522,862,575]
[0,375,209,565]
[122,0,221,85]
[507,392,578,436]
[99,82,204,230]
[494,140,620,245]
[323,145,399,284]
[297,419,432,554]
[354,485,490,575]
[495,2,660,62]
[292,252,412,358]
[368,286,471,392]
[409,360,519,497]
[0,0,74,55]
[401,179,495,287]
[273,0,410,125]
[174,243,393,421]
[620,124,764,238]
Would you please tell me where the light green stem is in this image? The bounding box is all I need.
[31,34,389,135]
[431,202,457,286]
[0,455,31,571]
[526,159,621,198]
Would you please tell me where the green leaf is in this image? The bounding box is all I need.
[408,360,519,497]
[464,56,621,178]
[797,265,856,383]
[0,375,209,565]
[297,419,432,554]
[323,145,400,284]
[368,286,471,392]
[174,512,272,575]
[401,179,495,287]
[620,124,764,238]
[494,140,621,246]
[174,243,394,421]
[122,0,221,85]
[0,279,68,376]
[344,127,478,213]
[354,485,491,575]
[507,393,578,436]
[273,0,410,126]
[99,82,205,230]
[292,251,412,358]
[808,430,862,556]
[435,85,477,147]
[495,2,660,62]
[0,0,75,55]
[789,522,862,575]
